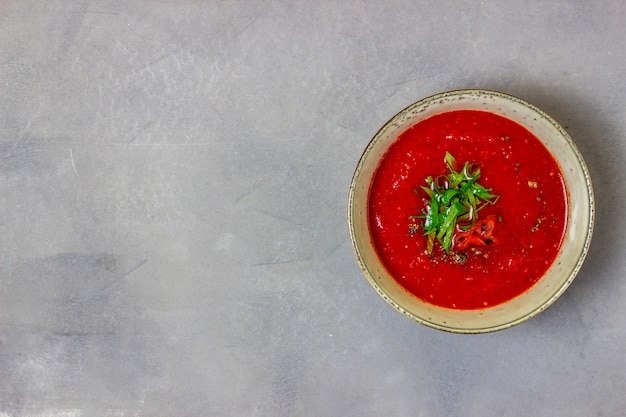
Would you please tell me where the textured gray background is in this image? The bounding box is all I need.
[1,1,625,416]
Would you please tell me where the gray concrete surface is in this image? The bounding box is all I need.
[1,1,625,416]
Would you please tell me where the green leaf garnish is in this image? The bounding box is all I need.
[417,152,499,255]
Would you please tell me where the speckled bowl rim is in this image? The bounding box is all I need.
[348,89,595,333]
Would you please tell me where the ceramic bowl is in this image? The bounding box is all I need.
[347,89,594,333]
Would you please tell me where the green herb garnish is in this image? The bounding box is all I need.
[414,152,499,255]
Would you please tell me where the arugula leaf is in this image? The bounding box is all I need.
[416,152,500,254]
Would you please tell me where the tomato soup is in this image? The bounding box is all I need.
[368,110,568,310]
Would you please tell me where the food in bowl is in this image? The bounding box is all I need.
[348,90,594,333]
[369,109,568,310]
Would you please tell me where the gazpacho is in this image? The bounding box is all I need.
[368,110,568,310]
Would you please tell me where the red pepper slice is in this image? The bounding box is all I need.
[454,214,499,251]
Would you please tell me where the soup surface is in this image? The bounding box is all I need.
[368,110,568,310]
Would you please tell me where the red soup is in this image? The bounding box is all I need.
[368,110,568,310]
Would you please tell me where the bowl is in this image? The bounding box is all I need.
[347,89,594,333]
